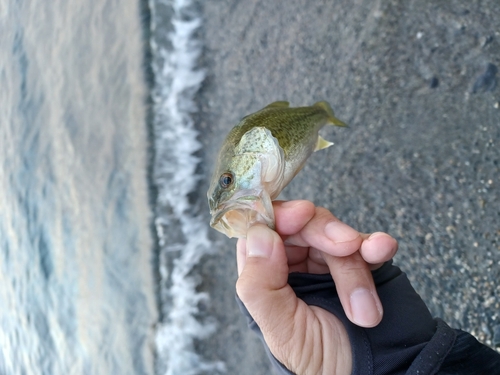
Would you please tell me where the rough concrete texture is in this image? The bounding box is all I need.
[193,1,500,373]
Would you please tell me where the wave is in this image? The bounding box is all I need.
[149,0,225,374]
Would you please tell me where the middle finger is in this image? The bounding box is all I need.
[322,251,383,328]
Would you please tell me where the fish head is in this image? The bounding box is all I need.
[207,127,285,238]
[208,182,275,239]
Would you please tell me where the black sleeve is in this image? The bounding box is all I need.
[236,260,500,375]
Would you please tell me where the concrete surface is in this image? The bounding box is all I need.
[193,1,500,373]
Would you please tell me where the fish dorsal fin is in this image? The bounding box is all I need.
[238,101,290,122]
[314,135,333,151]
[264,101,290,109]
[239,102,290,122]
[235,127,285,184]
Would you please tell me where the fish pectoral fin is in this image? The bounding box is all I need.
[314,136,334,151]
[263,101,290,109]
[313,101,348,127]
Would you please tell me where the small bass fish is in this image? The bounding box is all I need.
[207,101,347,238]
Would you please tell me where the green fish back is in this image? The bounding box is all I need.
[226,101,346,157]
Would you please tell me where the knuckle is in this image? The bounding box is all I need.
[338,253,367,274]
[315,206,334,220]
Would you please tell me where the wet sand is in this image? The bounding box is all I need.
[194,1,500,373]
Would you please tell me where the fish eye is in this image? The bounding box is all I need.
[219,172,234,189]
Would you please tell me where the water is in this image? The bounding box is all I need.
[148,0,225,374]
[0,1,157,374]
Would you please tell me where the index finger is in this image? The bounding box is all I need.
[273,200,316,235]
[282,206,362,257]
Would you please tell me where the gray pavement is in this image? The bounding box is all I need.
[193,1,500,373]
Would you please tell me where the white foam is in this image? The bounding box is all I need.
[150,0,225,374]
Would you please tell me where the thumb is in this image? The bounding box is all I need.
[236,224,298,335]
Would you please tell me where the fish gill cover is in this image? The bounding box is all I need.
[149,0,225,374]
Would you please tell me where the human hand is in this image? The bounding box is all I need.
[236,200,398,375]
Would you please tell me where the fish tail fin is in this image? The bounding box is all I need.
[313,101,348,127]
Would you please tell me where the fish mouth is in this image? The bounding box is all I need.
[210,189,274,238]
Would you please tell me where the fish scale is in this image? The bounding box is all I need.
[231,107,329,155]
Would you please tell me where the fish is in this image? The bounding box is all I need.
[207,101,347,238]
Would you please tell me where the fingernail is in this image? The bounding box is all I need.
[247,225,274,258]
[325,221,360,243]
[350,288,382,327]
[367,232,390,242]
